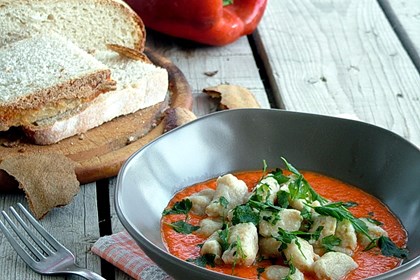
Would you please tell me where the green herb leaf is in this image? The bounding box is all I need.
[283,258,297,280]
[218,226,230,251]
[162,199,192,216]
[248,199,283,212]
[280,157,327,204]
[169,220,200,234]
[366,217,383,226]
[300,206,312,221]
[219,196,229,208]
[223,0,234,6]
[277,190,290,208]
[312,202,370,239]
[270,168,290,185]
[232,204,260,225]
[377,236,408,259]
[322,235,341,252]
[257,267,265,278]
[342,201,358,208]
[274,228,305,257]
[187,254,216,267]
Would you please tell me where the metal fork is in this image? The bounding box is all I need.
[0,203,106,280]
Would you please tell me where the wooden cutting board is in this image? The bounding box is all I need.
[0,48,193,191]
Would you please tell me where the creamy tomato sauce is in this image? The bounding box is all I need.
[161,171,407,279]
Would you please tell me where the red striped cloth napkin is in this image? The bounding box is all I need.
[91,231,172,280]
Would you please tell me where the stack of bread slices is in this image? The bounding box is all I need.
[0,0,169,145]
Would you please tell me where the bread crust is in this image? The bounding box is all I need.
[0,71,116,131]
[0,0,146,51]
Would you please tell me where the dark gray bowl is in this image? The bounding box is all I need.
[115,108,420,280]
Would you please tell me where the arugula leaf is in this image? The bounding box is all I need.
[377,236,408,259]
[300,206,312,220]
[365,217,383,226]
[168,220,200,234]
[312,202,370,239]
[231,204,260,225]
[162,199,192,216]
[321,235,341,252]
[187,254,216,267]
[280,157,327,204]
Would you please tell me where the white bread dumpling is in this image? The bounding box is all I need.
[313,251,358,280]
[250,175,281,204]
[259,237,282,258]
[283,237,319,273]
[221,222,258,266]
[357,218,388,247]
[263,265,304,280]
[205,174,248,217]
[333,219,357,255]
[259,209,302,237]
[196,217,223,237]
[200,231,223,264]
[187,188,215,216]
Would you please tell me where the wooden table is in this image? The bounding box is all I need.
[0,1,419,279]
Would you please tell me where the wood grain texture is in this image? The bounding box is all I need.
[254,0,420,147]
[145,30,271,116]
[0,183,101,279]
[379,0,420,70]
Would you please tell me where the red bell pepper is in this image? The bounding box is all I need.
[124,0,268,46]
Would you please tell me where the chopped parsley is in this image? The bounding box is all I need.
[162,199,192,216]
[365,236,408,259]
[277,190,290,208]
[231,204,260,225]
[187,254,216,267]
[168,220,200,234]
[219,196,229,208]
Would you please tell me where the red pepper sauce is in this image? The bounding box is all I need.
[161,171,408,279]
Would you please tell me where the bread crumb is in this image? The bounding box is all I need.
[203,84,260,109]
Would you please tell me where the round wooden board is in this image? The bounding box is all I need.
[0,48,193,191]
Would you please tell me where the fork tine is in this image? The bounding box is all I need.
[16,203,64,251]
[0,211,42,265]
[10,205,54,255]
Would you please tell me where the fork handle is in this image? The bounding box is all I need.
[66,267,107,280]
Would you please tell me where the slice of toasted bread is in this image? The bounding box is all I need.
[0,33,116,131]
[0,0,145,52]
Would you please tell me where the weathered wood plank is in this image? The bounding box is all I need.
[0,183,101,279]
[254,0,420,147]
[146,30,271,115]
[378,0,420,70]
